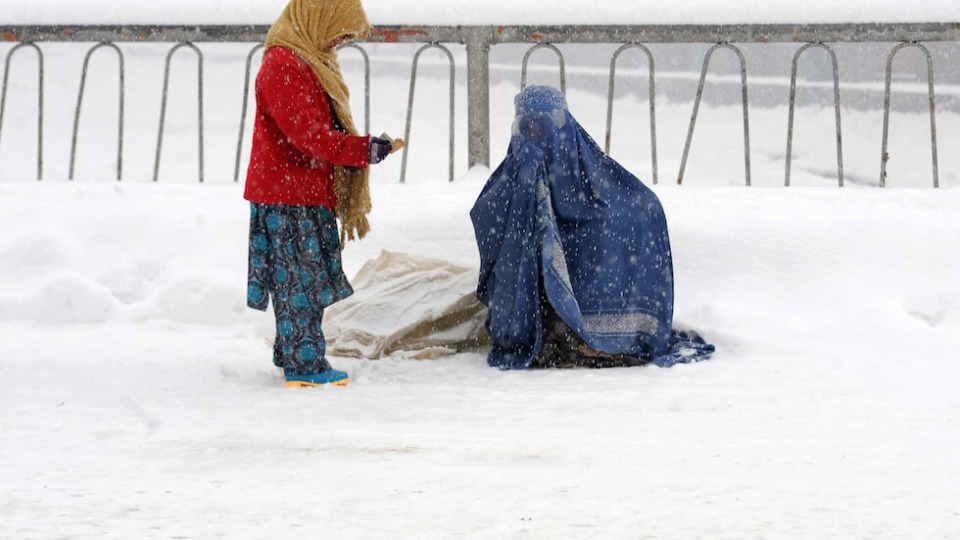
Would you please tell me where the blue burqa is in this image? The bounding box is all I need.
[470,85,714,369]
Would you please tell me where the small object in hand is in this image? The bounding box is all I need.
[380,132,405,153]
[369,137,392,165]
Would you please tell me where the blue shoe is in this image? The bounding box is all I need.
[284,369,350,387]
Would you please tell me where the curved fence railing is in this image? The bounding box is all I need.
[233,43,264,184]
[153,42,204,183]
[70,41,124,181]
[785,43,844,187]
[676,43,751,186]
[606,43,657,184]
[401,42,456,183]
[881,42,940,188]
[1,23,958,186]
[1,42,44,180]
[521,43,566,95]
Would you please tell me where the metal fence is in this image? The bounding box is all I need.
[1,23,958,185]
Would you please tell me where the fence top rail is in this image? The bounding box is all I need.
[2,23,959,45]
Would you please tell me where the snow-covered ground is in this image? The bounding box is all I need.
[2,2,960,538]
[2,178,959,539]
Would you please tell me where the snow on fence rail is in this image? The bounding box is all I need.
[1,23,958,185]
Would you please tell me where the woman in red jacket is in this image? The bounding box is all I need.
[245,0,395,387]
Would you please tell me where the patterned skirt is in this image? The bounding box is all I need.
[247,203,354,375]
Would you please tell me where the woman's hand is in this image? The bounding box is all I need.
[369,133,406,165]
[369,136,393,165]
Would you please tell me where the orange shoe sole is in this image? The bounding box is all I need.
[284,378,350,388]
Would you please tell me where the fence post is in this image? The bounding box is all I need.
[465,27,491,169]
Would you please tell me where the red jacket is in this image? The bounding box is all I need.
[244,46,370,208]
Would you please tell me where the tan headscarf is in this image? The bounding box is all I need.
[265,0,373,242]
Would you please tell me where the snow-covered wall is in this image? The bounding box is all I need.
[2,0,958,26]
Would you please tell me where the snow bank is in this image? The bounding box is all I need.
[2,179,960,539]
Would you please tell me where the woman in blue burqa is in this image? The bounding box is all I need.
[470,85,714,369]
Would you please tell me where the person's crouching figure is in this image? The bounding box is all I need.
[470,85,714,370]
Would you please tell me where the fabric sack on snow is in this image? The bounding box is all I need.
[324,250,489,359]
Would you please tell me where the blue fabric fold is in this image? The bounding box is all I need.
[470,85,714,369]
[653,329,716,368]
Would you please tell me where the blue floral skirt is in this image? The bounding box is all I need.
[247,203,354,375]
